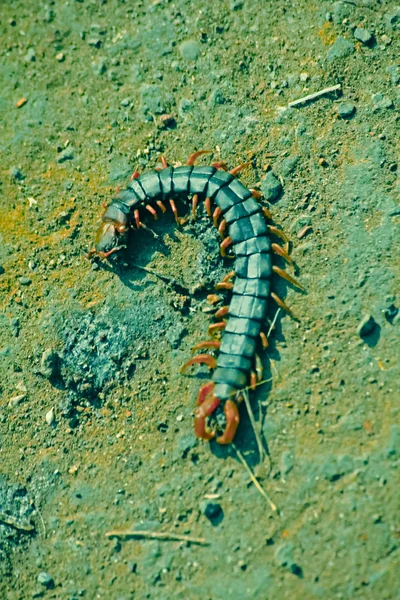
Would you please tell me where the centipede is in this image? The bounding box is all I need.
[88,150,303,445]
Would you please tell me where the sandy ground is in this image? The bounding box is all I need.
[0,0,399,598]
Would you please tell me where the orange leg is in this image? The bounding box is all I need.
[194,393,220,440]
[180,354,217,373]
[220,236,233,257]
[268,225,289,244]
[215,281,234,291]
[207,294,222,305]
[204,197,212,217]
[272,265,305,291]
[192,340,221,352]
[216,400,240,444]
[260,331,269,349]
[160,156,168,168]
[211,161,228,171]
[251,189,262,199]
[250,371,257,391]
[156,200,167,213]
[222,270,235,282]
[196,381,215,406]
[215,305,229,318]
[271,243,294,266]
[134,209,142,228]
[229,161,251,176]
[187,150,212,166]
[169,199,179,224]
[271,292,298,321]
[192,194,199,220]
[263,207,273,219]
[145,205,158,220]
[130,171,140,180]
[218,219,227,238]
[208,322,226,335]
[213,207,222,227]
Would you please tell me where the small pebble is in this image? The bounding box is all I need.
[45,407,55,426]
[260,171,282,202]
[354,28,373,44]
[10,167,25,181]
[55,52,65,62]
[37,572,54,589]
[87,38,101,48]
[327,37,355,62]
[57,147,75,163]
[337,102,356,119]
[40,348,59,379]
[24,48,36,62]
[179,39,201,61]
[357,314,377,337]
[19,276,32,286]
[8,394,26,408]
[120,97,130,107]
[372,93,394,110]
[200,501,222,521]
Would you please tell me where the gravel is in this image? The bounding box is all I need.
[327,37,355,62]
[337,102,356,118]
[353,28,373,45]
[260,171,282,202]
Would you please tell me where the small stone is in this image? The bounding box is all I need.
[384,7,400,29]
[327,37,355,62]
[179,39,201,61]
[40,348,59,379]
[92,59,107,75]
[37,572,54,588]
[380,34,392,46]
[45,407,55,426]
[200,501,222,521]
[8,394,27,408]
[337,101,356,118]
[87,38,101,48]
[357,314,377,337]
[372,93,394,110]
[299,72,309,82]
[280,155,299,177]
[120,97,131,107]
[10,167,25,181]
[209,87,226,106]
[55,52,65,62]
[387,65,400,85]
[178,98,193,116]
[24,48,36,62]
[260,172,282,202]
[140,84,167,115]
[57,147,75,163]
[19,276,32,286]
[354,28,373,44]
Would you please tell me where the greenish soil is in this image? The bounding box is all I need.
[0,1,399,598]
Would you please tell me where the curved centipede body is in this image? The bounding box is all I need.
[89,153,302,445]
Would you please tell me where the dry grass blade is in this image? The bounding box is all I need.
[105,529,209,545]
[233,445,278,514]
[242,389,265,462]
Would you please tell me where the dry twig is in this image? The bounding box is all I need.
[288,84,341,108]
[105,529,209,545]
[233,445,278,513]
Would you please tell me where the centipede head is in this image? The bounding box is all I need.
[87,204,129,260]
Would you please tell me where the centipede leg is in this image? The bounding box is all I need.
[220,236,233,257]
[196,381,215,406]
[192,340,221,352]
[271,243,294,266]
[192,194,199,220]
[160,155,168,168]
[215,305,229,318]
[145,205,158,220]
[204,197,212,217]
[211,161,228,171]
[213,207,222,227]
[272,266,305,291]
[218,219,227,238]
[251,189,262,199]
[271,292,298,321]
[186,150,212,166]
[250,371,257,391]
[260,331,269,349]
[208,322,227,335]
[156,200,167,213]
[216,400,240,444]
[169,199,180,224]
[180,354,217,373]
[134,209,142,228]
[229,161,251,176]
[130,171,140,180]
[194,394,220,441]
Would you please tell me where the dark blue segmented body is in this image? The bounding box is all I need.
[102,166,272,405]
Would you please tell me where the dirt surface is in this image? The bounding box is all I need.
[0,0,399,598]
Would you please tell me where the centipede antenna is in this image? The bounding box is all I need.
[241,389,265,463]
[232,444,278,513]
